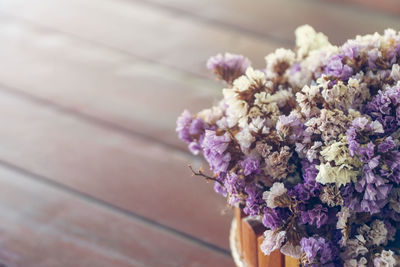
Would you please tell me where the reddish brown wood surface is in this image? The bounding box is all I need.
[0,0,277,76]
[257,236,285,267]
[0,15,222,151]
[327,0,400,16]
[0,88,232,250]
[242,218,265,267]
[0,0,396,265]
[0,165,233,266]
[286,255,301,267]
[141,0,400,45]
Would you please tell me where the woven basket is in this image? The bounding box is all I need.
[230,207,299,267]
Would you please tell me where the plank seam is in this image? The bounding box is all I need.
[125,0,292,46]
[0,11,280,81]
[136,0,400,35]
[0,82,194,158]
[0,158,232,257]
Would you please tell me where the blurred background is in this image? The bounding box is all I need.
[0,0,398,266]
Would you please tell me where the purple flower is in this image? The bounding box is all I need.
[346,117,384,157]
[276,114,305,143]
[243,183,264,216]
[300,237,337,265]
[378,137,396,153]
[224,172,245,205]
[324,54,353,80]
[213,180,227,197]
[240,154,260,176]
[368,49,380,70]
[262,207,289,230]
[288,181,321,202]
[365,85,400,134]
[300,204,329,228]
[341,40,361,59]
[176,110,210,155]
[345,166,392,214]
[202,130,231,174]
[176,110,195,143]
[206,53,251,84]
[288,161,321,202]
[302,160,319,183]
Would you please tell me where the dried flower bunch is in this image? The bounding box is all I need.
[176,25,400,266]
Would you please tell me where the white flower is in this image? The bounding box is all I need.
[260,230,286,255]
[197,101,225,124]
[263,182,287,209]
[306,141,322,162]
[320,138,361,167]
[280,242,301,258]
[390,64,400,81]
[344,257,367,267]
[374,250,396,267]
[248,116,267,133]
[295,25,331,59]
[296,85,320,117]
[316,163,359,187]
[233,75,251,92]
[341,237,368,260]
[235,127,255,152]
[265,48,295,79]
[223,88,248,127]
[371,120,384,134]
[336,207,351,247]
[245,67,266,83]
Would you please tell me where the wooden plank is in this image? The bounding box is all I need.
[257,236,271,267]
[0,15,224,151]
[234,206,246,253]
[0,165,234,266]
[326,0,400,16]
[0,0,278,77]
[141,0,400,45]
[242,218,265,267]
[0,88,232,250]
[257,236,285,267]
[285,255,300,267]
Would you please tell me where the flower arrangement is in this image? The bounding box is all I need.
[176,25,400,266]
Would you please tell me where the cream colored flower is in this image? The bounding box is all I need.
[316,163,359,187]
[295,25,331,59]
[235,127,255,152]
[263,182,287,209]
[390,64,400,81]
[320,138,360,167]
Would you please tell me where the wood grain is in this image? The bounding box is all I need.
[257,236,270,267]
[141,0,400,45]
[257,236,285,267]
[0,165,233,266]
[0,87,233,250]
[285,255,301,267]
[0,15,222,151]
[242,218,265,267]
[326,0,400,16]
[0,0,278,77]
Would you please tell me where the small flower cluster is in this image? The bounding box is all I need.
[177,25,400,266]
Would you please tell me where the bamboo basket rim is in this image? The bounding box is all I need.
[230,217,247,267]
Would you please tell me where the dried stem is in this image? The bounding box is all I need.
[188,165,223,186]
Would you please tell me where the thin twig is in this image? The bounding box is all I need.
[188,165,223,186]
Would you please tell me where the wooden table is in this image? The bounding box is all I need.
[0,0,397,266]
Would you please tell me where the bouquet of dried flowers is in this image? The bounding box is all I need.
[176,25,400,266]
